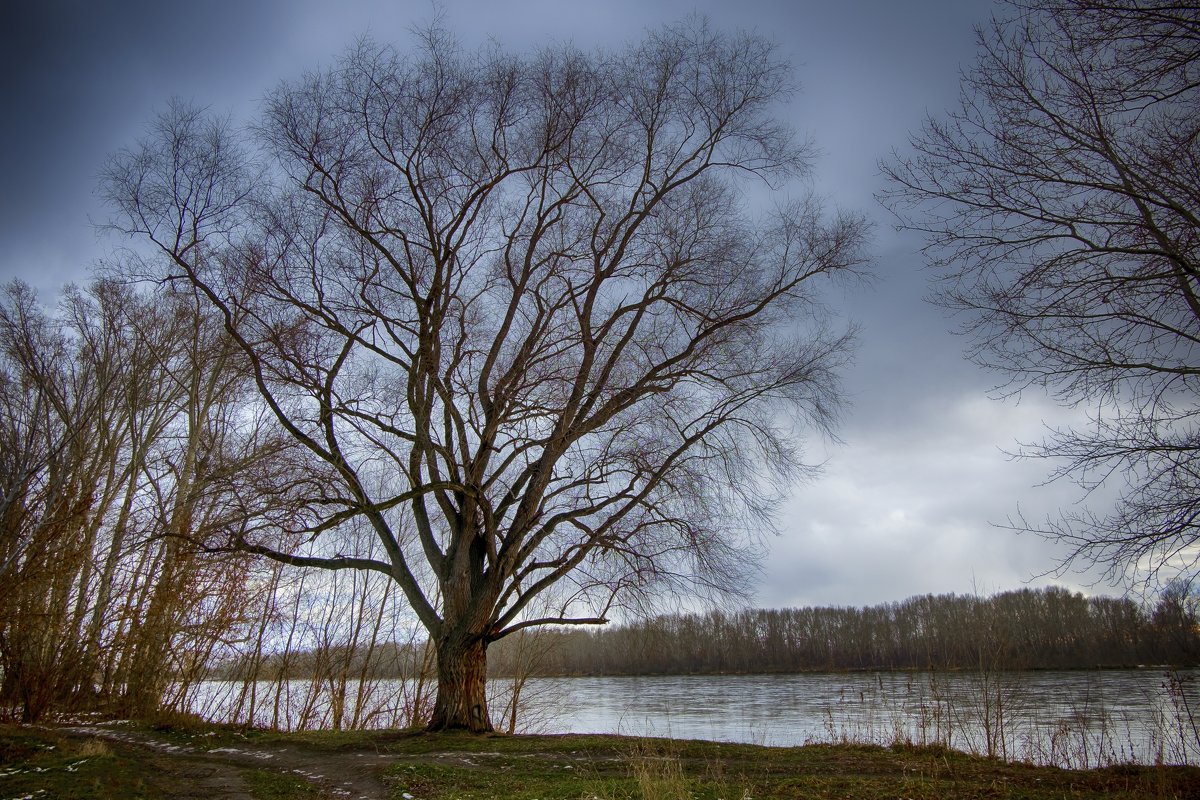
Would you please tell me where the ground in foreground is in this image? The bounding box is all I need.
[1,719,1198,799]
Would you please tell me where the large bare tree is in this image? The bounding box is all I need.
[882,1,1200,589]
[104,22,869,731]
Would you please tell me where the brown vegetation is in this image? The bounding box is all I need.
[0,281,282,722]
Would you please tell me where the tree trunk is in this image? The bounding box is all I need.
[427,636,492,732]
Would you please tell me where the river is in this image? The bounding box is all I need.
[184,669,1200,767]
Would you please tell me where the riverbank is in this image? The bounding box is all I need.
[3,717,1199,799]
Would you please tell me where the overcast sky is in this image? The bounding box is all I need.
[0,0,1122,609]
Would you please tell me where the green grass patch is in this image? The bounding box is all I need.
[242,767,324,799]
[379,734,1200,800]
[0,723,321,800]
[0,724,159,799]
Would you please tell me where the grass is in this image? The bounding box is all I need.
[3,720,1200,799]
[0,722,316,800]
[0,724,158,799]
[376,733,1200,800]
[242,768,324,799]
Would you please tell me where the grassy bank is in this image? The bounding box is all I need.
[2,719,1199,799]
[1,723,160,799]
[355,731,1200,800]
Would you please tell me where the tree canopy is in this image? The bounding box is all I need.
[103,21,869,730]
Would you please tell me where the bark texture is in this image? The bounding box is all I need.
[428,637,492,732]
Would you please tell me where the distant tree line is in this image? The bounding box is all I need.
[218,584,1200,678]
[214,585,1200,682]
[490,586,1200,675]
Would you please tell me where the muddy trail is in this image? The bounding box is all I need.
[58,723,403,799]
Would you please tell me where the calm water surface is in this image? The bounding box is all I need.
[189,669,1200,766]
[533,670,1200,764]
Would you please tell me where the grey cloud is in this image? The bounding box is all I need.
[3,0,1118,611]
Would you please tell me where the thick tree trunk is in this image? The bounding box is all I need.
[427,636,492,732]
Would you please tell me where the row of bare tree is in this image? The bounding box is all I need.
[493,586,1200,676]
[0,279,275,721]
[0,275,639,735]
[0,279,417,727]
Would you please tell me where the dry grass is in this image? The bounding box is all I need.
[74,737,112,757]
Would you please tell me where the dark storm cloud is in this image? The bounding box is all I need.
[0,0,1118,607]
[0,0,282,289]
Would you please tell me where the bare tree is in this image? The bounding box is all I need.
[881,1,1200,587]
[103,21,869,731]
[0,278,294,721]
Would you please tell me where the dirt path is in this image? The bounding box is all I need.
[59,724,402,799]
